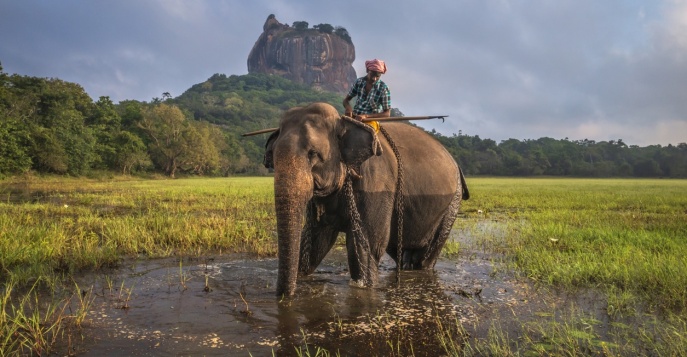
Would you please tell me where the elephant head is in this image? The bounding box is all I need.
[264,102,381,297]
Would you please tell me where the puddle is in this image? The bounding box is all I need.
[70,238,541,356]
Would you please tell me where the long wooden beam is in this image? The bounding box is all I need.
[242,115,448,137]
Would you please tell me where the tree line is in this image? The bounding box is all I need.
[0,65,341,178]
[1,63,686,178]
[433,131,687,178]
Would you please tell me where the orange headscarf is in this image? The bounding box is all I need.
[365,59,387,74]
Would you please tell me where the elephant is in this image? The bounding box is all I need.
[262,102,469,297]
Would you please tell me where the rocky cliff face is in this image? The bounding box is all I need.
[247,15,357,94]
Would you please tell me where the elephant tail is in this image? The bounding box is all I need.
[459,166,470,200]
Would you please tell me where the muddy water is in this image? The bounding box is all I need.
[72,236,540,357]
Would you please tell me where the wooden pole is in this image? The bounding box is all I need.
[241,115,448,137]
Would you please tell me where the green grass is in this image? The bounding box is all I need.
[456,177,687,311]
[445,177,687,356]
[0,176,277,284]
[2,176,687,355]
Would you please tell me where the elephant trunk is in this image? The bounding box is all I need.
[274,154,313,297]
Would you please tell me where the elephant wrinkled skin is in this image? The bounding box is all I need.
[263,102,469,297]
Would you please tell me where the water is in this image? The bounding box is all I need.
[73,243,536,356]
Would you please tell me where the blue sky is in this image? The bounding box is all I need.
[1,0,686,146]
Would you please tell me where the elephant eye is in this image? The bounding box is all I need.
[308,149,323,164]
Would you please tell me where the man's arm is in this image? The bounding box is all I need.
[343,95,354,117]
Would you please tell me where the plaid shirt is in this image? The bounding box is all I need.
[347,77,391,115]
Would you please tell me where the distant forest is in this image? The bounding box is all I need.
[1,63,686,178]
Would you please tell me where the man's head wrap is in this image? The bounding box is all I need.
[365,59,387,74]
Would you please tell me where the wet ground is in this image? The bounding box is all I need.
[69,239,548,356]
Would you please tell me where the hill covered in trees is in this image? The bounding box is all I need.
[1,63,686,178]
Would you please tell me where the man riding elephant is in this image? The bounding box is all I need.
[343,58,391,133]
[263,101,469,297]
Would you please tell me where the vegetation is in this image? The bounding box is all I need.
[458,178,687,310]
[1,176,686,355]
[0,176,276,284]
[292,21,309,31]
[0,67,343,178]
[2,62,685,178]
[447,177,687,355]
[289,21,352,43]
[435,132,687,178]
[313,23,334,34]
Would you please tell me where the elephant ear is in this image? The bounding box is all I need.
[263,130,280,169]
[338,116,383,166]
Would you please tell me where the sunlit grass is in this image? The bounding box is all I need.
[444,177,687,356]
[455,177,687,311]
[2,176,687,355]
[0,176,276,284]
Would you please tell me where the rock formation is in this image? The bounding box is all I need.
[247,15,357,94]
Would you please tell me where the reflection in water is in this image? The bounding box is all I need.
[74,245,531,356]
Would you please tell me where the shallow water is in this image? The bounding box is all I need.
[71,239,538,356]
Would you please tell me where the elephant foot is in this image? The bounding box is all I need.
[348,279,368,288]
[401,250,424,270]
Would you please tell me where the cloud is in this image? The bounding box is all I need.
[1,0,684,146]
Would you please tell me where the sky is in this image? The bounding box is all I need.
[1,0,686,146]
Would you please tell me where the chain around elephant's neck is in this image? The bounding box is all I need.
[378,126,405,285]
[341,125,405,287]
[343,174,374,286]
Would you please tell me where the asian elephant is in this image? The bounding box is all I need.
[263,102,469,297]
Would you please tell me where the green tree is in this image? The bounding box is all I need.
[8,76,97,174]
[335,27,352,43]
[314,23,334,33]
[138,104,194,177]
[38,80,97,174]
[112,131,151,175]
[178,122,221,175]
[0,69,33,175]
[293,21,309,30]
[634,159,663,177]
[89,96,122,169]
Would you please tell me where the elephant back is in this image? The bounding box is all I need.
[373,122,459,197]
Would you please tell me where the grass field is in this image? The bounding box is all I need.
[458,177,687,311]
[1,176,686,355]
[452,177,687,356]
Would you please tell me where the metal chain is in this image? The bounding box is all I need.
[379,126,405,285]
[344,170,373,285]
[332,124,405,287]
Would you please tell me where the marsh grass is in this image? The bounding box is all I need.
[0,176,276,284]
[0,278,93,355]
[2,176,687,355]
[456,178,687,311]
[450,177,687,355]
[1,176,276,355]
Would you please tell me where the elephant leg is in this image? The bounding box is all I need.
[298,222,339,276]
[401,250,424,270]
[418,187,463,269]
[345,230,383,287]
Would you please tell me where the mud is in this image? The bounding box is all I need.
[68,234,550,356]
